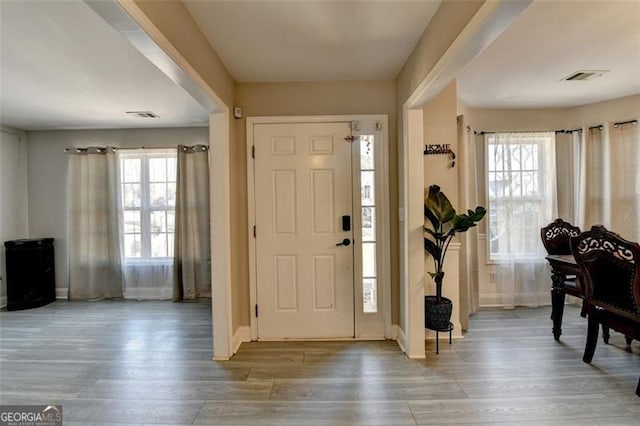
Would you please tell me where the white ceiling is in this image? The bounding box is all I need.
[0,1,638,131]
[0,0,209,131]
[183,0,441,82]
[457,0,640,108]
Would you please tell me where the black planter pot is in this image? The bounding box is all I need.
[424,296,453,331]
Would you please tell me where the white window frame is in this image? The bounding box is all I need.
[119,149,177,264]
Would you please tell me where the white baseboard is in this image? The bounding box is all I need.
[389,324,399,340]
[0,296,6,308]
[212,355,230,361]
[231,326,251,355]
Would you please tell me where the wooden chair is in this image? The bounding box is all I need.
[570,225,640,397]
[541,219,584,339]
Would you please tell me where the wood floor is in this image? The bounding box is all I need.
[1,300,639,425]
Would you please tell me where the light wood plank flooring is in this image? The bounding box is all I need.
[1,300,639,425]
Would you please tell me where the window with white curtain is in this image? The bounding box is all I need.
[484,132,557,307]
[486,132,557,261]
[119,149,177,262]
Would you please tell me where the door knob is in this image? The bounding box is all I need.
[336,238,351,247]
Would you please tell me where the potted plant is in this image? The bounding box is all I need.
[424,184,486,330]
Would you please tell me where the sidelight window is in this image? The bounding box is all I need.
[360,135,378,313]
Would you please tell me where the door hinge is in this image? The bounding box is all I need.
[252,145,255,159]
[253,225,256,238]
[255,304,259,317]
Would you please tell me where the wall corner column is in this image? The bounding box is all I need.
[404,107,426,358]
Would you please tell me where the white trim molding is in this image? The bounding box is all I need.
[56,288,68,300]
[246,115,391,341]
[231,326,251,356]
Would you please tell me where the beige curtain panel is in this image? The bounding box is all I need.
[67,147,123,300]
[173,145,211,301]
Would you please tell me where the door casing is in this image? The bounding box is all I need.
[246,115,391,341]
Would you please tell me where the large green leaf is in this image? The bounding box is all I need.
[424,227,448,241]
[451,206,487,232]
[426,185,456,226]
[424,189,439,231]
[437,192,456,224]
[424,203,439,232]
[424,238,441,260]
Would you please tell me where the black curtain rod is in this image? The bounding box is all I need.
[471,120,636,136]
[614,119,637,127]
[555,128,582,134]
[474,130,568,135]
[64,146,114,153]
[64,145,208,153]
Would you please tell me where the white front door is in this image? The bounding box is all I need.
[253,122,354,339]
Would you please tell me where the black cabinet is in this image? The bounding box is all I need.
[4,238,55,311]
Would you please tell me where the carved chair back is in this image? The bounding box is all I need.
[541,218,581,255]
[570,225,640,322]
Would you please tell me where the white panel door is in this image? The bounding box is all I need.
[253,122,354,339]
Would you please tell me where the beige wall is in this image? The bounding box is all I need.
[458,105,569,133]
[235,80,398,325]
[567,94,640,128]
[424,81,458,198]
[422,81,465,333]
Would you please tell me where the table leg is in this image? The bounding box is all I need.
[550,271,567,341]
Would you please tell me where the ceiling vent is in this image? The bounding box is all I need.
[562,70,609,81]
[126,111,159,118]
